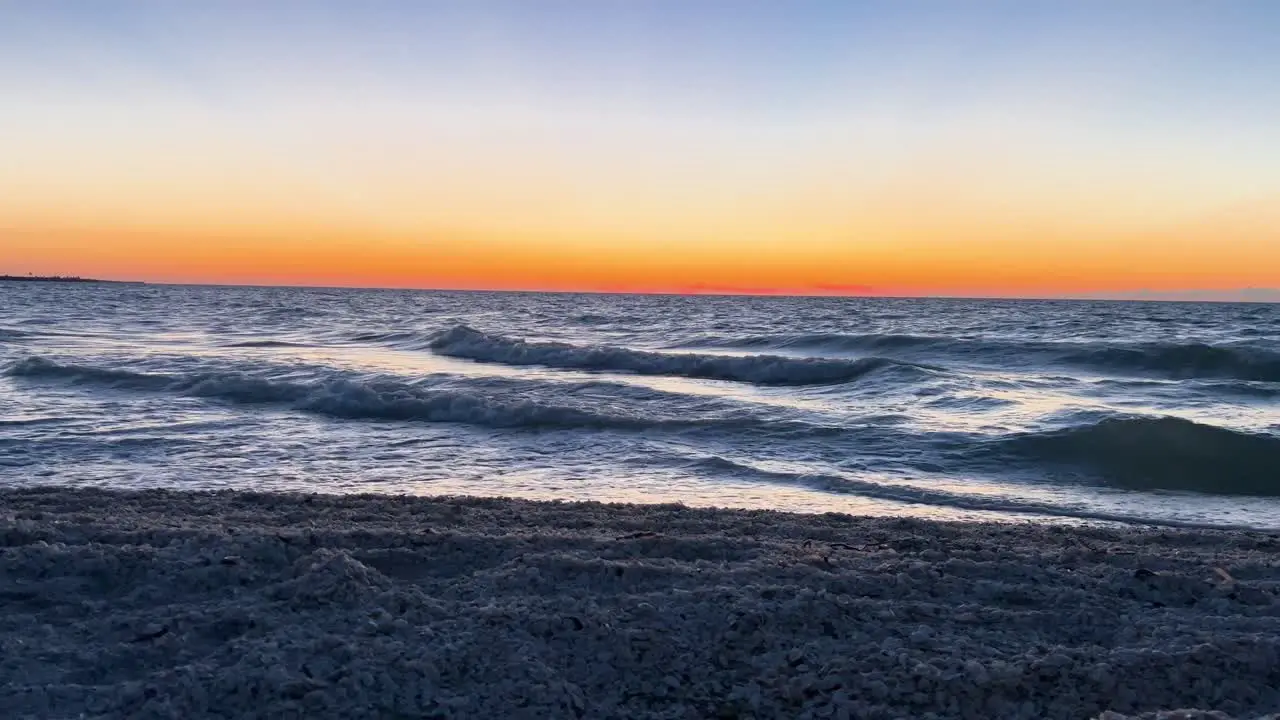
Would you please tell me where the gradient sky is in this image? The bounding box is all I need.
[2,1,1278,297]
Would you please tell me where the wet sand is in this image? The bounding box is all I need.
[2,487,1279,719]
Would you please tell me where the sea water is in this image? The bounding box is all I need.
[3,282,1278,529]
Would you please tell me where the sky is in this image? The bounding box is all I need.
[2,1,1278,298]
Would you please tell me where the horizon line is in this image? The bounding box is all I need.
[3,275,1278,304]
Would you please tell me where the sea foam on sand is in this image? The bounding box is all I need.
[2,488,1279,719]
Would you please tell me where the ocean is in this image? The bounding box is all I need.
[2,281,1278,529]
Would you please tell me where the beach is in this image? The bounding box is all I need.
[3,487,1278,719]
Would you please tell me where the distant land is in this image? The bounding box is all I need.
[0,275,143,284]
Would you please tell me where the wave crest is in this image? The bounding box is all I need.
[997,416,1280,496]
[427,325,931,386]
[680,333,1280,382]
[1066,343,1280,382]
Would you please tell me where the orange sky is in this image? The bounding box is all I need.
[6,200,1278,296]
[4,100,1276,296]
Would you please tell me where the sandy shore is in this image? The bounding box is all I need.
[2,488,1279,719]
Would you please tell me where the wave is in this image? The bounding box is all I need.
[1064,343,1280,382]
[572,313,622,325]
[347,331,421,345]
[4,356,819,435]
[224,339,311,348]
[994,416,1280,496]
[684,332,941,354]
[679,454,1252,529]
[0,328,30,342]
[427,325,934,386]
[0,415,72,428]
[1088,377,1280,401]
[1199,381,1280,400]
[9,357,175,389]
[263,305,331,319]
[679,333,1280,382]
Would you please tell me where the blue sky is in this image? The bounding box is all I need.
[8,1,1276,117]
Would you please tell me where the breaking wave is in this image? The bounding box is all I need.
[426,325,934,386]
[4,356,807,434]
[681,333,1280,382]
[995,416,1280,496]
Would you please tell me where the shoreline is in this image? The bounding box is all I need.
[3,486,1279,719]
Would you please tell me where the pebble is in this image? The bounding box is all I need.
[3,487,1279,720]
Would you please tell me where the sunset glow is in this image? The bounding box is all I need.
[3,1,1278,298]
